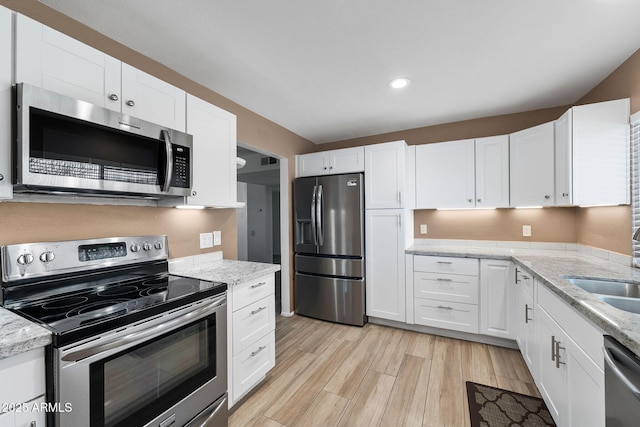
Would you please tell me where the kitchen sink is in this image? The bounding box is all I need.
[563,277,640,314]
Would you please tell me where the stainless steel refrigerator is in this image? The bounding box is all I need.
[294,173,366,326]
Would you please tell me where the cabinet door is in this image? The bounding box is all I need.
[365,141,406,209]
[185,94,237,207]
[415,140,475,209]
[330,147,364,174]
[121,63,186,131]
[537,306,567,427]
[479,259,515,339]
[475,135,509,208]
[0,6,12,199]
[15,14,121,110]
[365,209,405,321]
[566,340,605,427]
[510,122,555,207]
[518,279,536,376]
[296,152,328,177]
[554,109,572,205]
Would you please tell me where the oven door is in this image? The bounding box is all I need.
[54,294,226,427]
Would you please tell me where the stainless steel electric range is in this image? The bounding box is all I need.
[0,235,228,427]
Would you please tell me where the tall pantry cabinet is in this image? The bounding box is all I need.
[0,6,12,200]
[364,141,414,322]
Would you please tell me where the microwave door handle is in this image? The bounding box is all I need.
[161,130,174,192]
[311,185,318,245]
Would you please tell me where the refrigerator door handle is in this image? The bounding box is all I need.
[311,185,318,245]
[317,184,324,246]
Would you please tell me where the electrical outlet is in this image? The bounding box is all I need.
[420,224,428,235]
[213,230,222,246]
[200,232,213,249]
[522,225,532,237]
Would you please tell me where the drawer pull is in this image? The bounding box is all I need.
[551,335,557,361]
[251,282,267,289]
[251,345,267,357]
[251,306,267,315]
[436,278,453,282]
[524,304,532,323]
[555,340,565,369]
[437,261,453,265]
[436,305,453,310]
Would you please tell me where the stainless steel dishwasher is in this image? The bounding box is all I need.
[603,336,640,426]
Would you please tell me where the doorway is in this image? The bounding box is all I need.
[236,145,287,314]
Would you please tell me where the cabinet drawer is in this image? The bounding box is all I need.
[414,299,479,334]
[232,295,275,355]
[414,272,479,304]
[413,256,478,276]
[537,283,603,369]
[517,268,535,298]
[0,348,45,405]
[232,274,275,311]
[233,330,275,401]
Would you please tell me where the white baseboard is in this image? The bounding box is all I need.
[280,311,295,317]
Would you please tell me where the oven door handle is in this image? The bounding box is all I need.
[61,295,226,362]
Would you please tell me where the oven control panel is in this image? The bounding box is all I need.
[1,235,169,283]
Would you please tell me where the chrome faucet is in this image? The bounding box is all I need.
[634,227,640,241]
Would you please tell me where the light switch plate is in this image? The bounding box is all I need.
[420,224,427,234]
[200,232,213,249]
[522,225,532,237]
[213,230,222,246]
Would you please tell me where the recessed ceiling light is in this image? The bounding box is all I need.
[388,77,411,89]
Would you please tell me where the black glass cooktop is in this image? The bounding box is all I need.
[7,273,226,346]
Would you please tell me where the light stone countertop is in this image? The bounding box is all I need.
[169,255,281,287]
[0,308,51,360]
[407,243,640,357]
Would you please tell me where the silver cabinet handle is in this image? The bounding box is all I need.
[468,199,473,203]
[551,335,557,361]
[126,99,135,107]
[477,198,482,203]
[436,278,453,282]
[544,195,551,200]
[515,268,521,284]
[251,345,267,357]
[437,261,453,265]
[251,281,267,289]
[251,306,267,315]
[555,340,565,369]
[524,304,532,323]
[30,422,36,427]
[562,192,569,197]
[436,305,453,310]
[108,93,119,101]
[398,191,402,204]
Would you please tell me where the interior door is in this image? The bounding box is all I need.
[294,177,318,255]
[317,174,364,257]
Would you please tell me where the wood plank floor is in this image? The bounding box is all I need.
[229,315,540,427]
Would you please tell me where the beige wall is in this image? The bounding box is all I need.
[0,0,317,303]
[414,208,578,243]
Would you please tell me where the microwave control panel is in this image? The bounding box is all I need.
[172,145,191,188]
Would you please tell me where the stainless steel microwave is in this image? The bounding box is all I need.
[14,83,193,198]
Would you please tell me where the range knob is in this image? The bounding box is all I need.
[154,241,163,250]
[130,243,141,252]
[39,251,55,263]
[17,253,34,265]
[142,242,151,251]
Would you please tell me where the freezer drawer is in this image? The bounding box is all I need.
[295,273,365,326]
[295,254,364,278]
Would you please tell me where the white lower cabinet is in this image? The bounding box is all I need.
[411,256,479,333]
[535,278,604,427]
[479,259,515,339]
[0,349,46,427]
[228,274,276,408]
[515,271,537,378]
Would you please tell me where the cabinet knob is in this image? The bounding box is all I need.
[477,198,482,203]
[126,100,135,107]
[468,199,473,203]
[562,193,569,197]
[323,167,327,170]
[544,195,551,200]
[0,173,3,181]
[191,190,197,196]
[108,93,119,101]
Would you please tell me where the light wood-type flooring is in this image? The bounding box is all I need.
[229,315,540,427]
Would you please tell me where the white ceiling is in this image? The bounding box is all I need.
[39,0,640,144]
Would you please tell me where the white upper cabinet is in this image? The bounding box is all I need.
[295,146,364,177]
[510,122,555,207]
[15,14,186,131]
[415,135,509,209]
[365,140,411,209]
[181,94,237,207]
[0,6,12,200]
[415,139,475,209]
[475,135,510,208]
[555,99,630,206]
